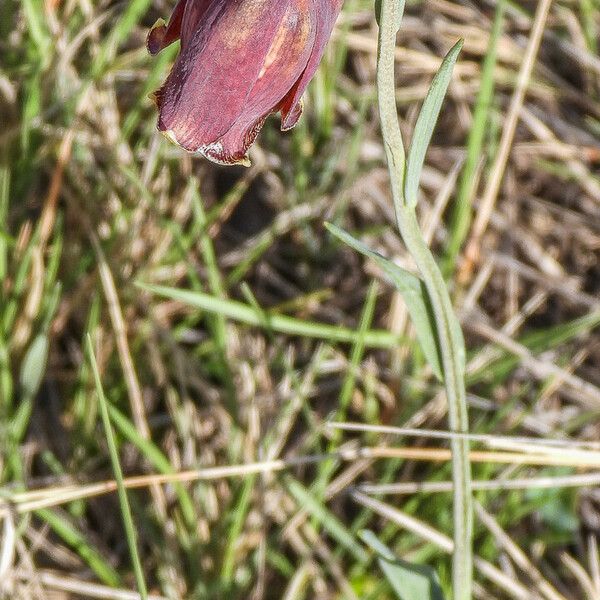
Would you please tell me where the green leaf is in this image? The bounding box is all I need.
[93,0,153,78]
[404,39,464,207]
[360,530,445,600]
[445,2,504,270]
[36,508,121,587]
[107,403,197,528]
[326,223,443,380]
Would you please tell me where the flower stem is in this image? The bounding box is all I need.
[376,1,473,598]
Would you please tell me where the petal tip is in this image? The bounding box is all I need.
[147,18,167,55]
[200,142,251,167]
[280,99,304,132]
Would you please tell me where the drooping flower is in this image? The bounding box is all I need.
[148,0,344,166]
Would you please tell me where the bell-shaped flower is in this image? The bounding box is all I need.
[148,0,343,165]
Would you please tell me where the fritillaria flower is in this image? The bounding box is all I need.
[148,0,344,166]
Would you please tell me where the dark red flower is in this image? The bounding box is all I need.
[148,0,343,166]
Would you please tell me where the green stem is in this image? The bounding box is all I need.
[376,1,473,598]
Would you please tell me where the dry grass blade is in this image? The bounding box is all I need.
[6,443,600,517]
[350,490,533,600]
[358,472,600,495]
[13,569,167,600]
[461,0,554,281]
[474,502,567,600]
[328,422,600,449]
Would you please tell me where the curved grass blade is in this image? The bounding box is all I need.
[137,282,401,349]
[286,478,368,564]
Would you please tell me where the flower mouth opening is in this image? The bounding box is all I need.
[160,128,252,166]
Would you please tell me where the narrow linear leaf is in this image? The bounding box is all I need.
[468,311,600,385]
[404,39,464,207]
[0,165,10,281]
[137,282,401,349]
[35,508,121,587]
[326,223,443,380]
[87,336,148,600]
[360,530,445,600]
[286,478,368,564]
[21,0,51,57]
[107,403,197,528]
[93,0,152,77]
[445,2,504,269]
[222,475,256,583]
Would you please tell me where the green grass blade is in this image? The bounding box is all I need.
[19,333,48,403]
[314,281,379,504]
[93,0,152,78]
[286,477,368,564]
[87,335,148,600]
[468,311,600,385]
[138,282,402,349]
[21,0,51,58]
[0,165,9,283]
[191,183,237,414]
[221,475,256,584]
[35,508,121,587]
[122,45,178,140]
[107,403,197,528]
[445,1,505,271]
[339,280,378,415]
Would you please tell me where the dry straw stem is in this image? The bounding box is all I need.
[351,490,541,600]
[328,422,600,450]
[6,439,600,517]
[358,472,600,496]
[12,569,167,600]
[474,502,567,600]
[89,232,168,519]
[560,552,599,599]
[466,318,600,408]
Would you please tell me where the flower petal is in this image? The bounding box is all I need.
[180,0,216,47]
[280,0,344,130]
[198,116,267,166]
[156,0,295,153]
[196,0,316,164]
[147,0,188,56]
